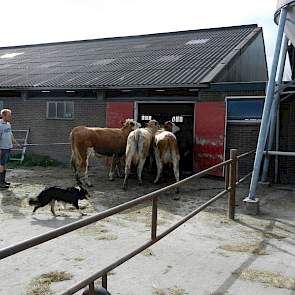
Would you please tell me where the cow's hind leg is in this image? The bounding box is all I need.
[123,160,131,190]
[83,148,93,187]
[71,153,82,185]
[173,159,180,198]
[123,144,135,190]
[154,149,162,184]
[115,156,125,178]
[72,146,92,187]
[109,155,117,181]
[137,157,147,185]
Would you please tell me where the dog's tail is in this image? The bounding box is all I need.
[28,198,39,206]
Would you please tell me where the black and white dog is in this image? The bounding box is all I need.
[29,186,90,216]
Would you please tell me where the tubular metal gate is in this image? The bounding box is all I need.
[0,149,255,295]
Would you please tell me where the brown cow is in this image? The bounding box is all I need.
[70,119,140,186]
[153,122,180,193]
[123,120,160,189]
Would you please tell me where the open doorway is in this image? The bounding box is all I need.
[137,102,194,175]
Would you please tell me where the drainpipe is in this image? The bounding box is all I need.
[261,35,289,183]
[244,6,288,202]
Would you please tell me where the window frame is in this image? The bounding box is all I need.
[226,96,265,123]
[46,101,74,120]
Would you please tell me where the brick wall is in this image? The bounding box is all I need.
[4,97,106,164]
[278,99,295,183]
[226,123,260,178]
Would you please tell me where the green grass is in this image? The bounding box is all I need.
[7,153,64,168]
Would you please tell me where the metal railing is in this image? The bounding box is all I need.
[0,149,255,295]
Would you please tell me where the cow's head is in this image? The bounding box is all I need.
[146,119,160,131]
[164,121,180,134]
[122,118,141,130]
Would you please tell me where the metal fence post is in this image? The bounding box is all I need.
[102,274,108,290]
[224,165,229,190]
[228,149,237,220]
[151,197,158,240]
[89,282,95,295]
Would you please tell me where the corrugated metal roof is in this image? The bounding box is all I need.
[0,25,261,89]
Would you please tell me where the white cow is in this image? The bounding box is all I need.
[123,120,160,189]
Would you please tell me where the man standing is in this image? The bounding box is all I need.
[0,109,20,188]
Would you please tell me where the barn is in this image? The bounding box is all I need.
[0,24,269,177]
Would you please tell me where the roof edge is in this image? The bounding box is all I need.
[0,84,209,91]
[0,24,259,50]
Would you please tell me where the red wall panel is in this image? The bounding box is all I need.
[194,101,225,176]
[106,102,134,128]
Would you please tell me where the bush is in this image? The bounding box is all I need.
[7,153,64,168]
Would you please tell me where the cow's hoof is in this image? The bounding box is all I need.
[108,178,115,182]
[172,195,180,201]
[122,186,127,190]
[86,183,93,187]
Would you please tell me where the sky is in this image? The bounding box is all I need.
[0,0,291,78]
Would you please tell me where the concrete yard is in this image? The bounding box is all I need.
[1,166,295,295]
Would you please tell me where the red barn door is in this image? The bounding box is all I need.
[106,102,134,128]
[193,101,225,176]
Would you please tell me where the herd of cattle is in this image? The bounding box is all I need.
[70,119,181,190]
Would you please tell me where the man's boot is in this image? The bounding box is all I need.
[3,170,10,186]
[0,172,9,189]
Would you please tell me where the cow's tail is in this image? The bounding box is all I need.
[134,129,140,154]
[126,129,140,165]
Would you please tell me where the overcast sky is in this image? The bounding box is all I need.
[0,0,290,78]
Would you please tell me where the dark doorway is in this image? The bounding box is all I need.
[137,103,194,175]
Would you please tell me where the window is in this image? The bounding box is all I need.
[227,98,264,121]
[141,115,152,121]
[186,39,209,45]
[172,115,183,123]
[0,52,24,59]
[47,101,74,119]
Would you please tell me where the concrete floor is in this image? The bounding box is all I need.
[0,167,295,295]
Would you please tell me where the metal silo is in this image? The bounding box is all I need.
[275,0,295,45]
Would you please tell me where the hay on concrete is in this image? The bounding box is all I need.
[73,256,85,262]
[152,287,187,295]
[219,242,268,255]
[95,233,118,240]
[167,287,187,295]
[153,288,166,295]
[262,231,287,240]
[26,271,73,295]
[78,224,118,240]
[233,268,295,290]
[141,248,155,256]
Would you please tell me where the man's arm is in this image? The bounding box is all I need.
[11,133,21,148]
